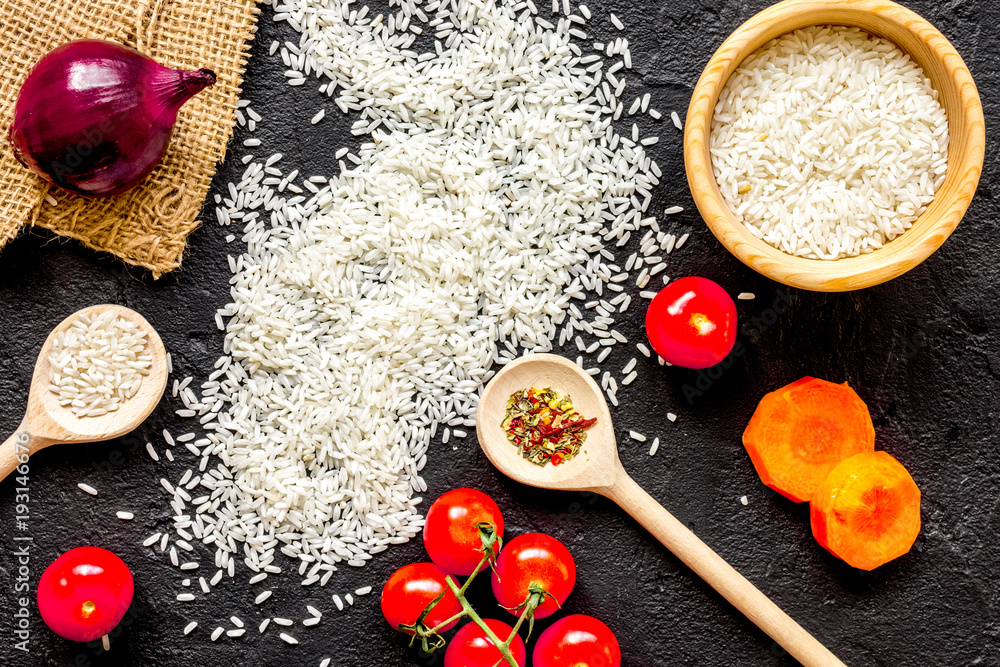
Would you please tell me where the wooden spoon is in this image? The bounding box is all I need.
[477,353,847,667]
[0,305,167,481]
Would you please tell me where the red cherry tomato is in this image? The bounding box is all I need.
[444,619,527,667]
[491,533,575,620]
[532,615,621,667]
[37,546,134,642]
[645,276,737,369]
[381,563,463,634]
[424,488,505,575]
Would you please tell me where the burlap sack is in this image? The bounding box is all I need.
[0,0,258,277]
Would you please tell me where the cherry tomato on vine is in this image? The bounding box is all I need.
[424,488,505,575]
[37,546,134,642]
[491,533,575,620]
[381,562,463,634]
[532,615,621,667]
[645,276,736,369]
[444,619,526,667]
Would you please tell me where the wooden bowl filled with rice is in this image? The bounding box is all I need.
[684,0,984,291]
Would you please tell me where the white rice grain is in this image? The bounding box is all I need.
[710,26,948,259]
[47,312,151,417]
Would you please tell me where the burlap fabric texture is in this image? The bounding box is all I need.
[0,0,259,277]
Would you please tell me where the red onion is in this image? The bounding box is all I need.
[7,40,216,197]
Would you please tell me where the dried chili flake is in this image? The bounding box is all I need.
[501,387,596,466]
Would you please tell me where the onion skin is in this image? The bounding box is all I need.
[7,40,216,197]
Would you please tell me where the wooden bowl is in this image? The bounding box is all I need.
[684,0,985,292]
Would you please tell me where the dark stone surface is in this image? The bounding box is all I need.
[1,0,998,665]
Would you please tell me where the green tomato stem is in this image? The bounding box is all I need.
[504,608,530,646]
[422,609,469,636]
[457,548,490,596]
[445,577,520,667]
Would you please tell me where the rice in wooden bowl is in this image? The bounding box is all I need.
[684,0,985,292]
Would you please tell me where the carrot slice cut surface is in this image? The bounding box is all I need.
[742,377,875,502]
[810,451,921,570]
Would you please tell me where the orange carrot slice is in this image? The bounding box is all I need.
[811,451,921,570]
[742,377,875,502]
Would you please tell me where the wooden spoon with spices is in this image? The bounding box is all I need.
[477,353,847,667]
[0,305,168,482]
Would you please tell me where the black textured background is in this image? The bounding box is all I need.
[1,0,998,665]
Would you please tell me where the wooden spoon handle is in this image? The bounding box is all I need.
[0,429,31,482]
[604,472,847,667]
[0,422,53,483]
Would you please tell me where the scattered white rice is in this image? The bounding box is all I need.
[280,633,299,645]
[710,25,949,259]
[77,483,98,496]
[171,0,682,587]
[116,511,134,520]
[740,495,749,506]
[183,621,198,635]
[737,292,755,300]
[153,0,687,631]
[47,311,152,417]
